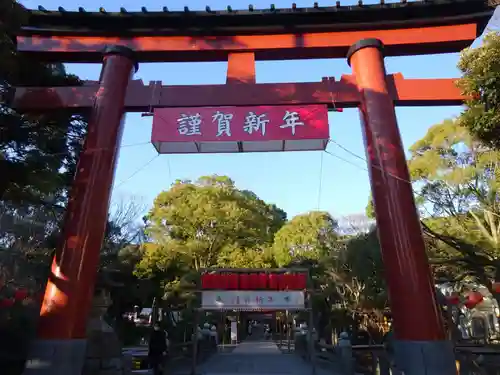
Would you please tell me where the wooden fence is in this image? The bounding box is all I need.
[294,336,500,375]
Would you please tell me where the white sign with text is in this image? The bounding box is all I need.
[201,291,305,310]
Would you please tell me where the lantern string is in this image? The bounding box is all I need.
[323,138,434,216]
[6,140,151,160]
[327,138,413,186]
[114,154,160,189]
[166,156,173,187]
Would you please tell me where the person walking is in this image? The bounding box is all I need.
[148,323,168,375]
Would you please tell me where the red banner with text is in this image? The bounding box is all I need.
[152,105,329,144]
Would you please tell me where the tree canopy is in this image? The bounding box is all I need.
[135,175,286,302]
[407,118,500,283]
[141,175,285,268]
[0,2,89,292]
[272,211,338,266]
[1,1,87,254]
[457,32,500,149]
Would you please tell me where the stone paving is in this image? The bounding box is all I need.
[192,340,340,375]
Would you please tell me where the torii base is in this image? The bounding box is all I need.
[23,339,87,375]
[394,340,456,375]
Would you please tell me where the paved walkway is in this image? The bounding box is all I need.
[194,340,337,375]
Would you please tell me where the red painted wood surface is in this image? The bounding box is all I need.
[16,24,477,62]
[352,42,446,342]
[37,51,135,339]
[12,75,465,112]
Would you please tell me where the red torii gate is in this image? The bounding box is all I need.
[13,2,493,375]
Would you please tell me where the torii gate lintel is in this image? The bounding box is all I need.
[11,73,463,112]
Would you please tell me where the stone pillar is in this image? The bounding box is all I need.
[82,289,131,375]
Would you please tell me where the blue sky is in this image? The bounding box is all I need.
[20,0,492,220]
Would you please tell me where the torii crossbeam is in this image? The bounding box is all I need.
[12,74,463,111]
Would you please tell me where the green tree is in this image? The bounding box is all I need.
[0,0,26,84]
[421,218,479,283]
[272,211,338,267]
[216,244,275,268]
[287,229,387,340]
[1,65,86,206]
[0,1,89,300]
[340,230,386,309]
[408,119,500,246]
[141,175,285,269]
[408,119,500,287]
[135,175,286,301]
[1,0,87,208]
[457,32,500,149]
[365,194,375,219]
[1,2,87,263]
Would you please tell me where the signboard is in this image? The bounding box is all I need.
[151,105,329,154]
[201,291,305,310]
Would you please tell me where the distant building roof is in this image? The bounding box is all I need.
[336,214,375,235]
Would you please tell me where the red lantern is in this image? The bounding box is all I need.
[212,273,220,289]
[240,273,250,290]
[14,288,28,301]
[276,274,285,290]
[291,273,302,290]
[295,273,307,290]
[286,274,296,290]
[249,273,259,290]
[464,291,484,309]
[212,273,219,289]
[0,298,15,308]
[493,282,500,293]
[228,273,239,290]
[282,274,293,290]
[269,274,279,290]
[201,274,210,289]
[218,274,230,289]
[206,273,216,289]
[258,273,268,289]
[205,273,215,289]
[225,273,232,289]
[224,273,231,289]
[212,274,219,289]
[234,273,240,289]
[446,294,460,305]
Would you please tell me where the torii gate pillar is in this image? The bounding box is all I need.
[23,46,137,375]
[348,39,456,375]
